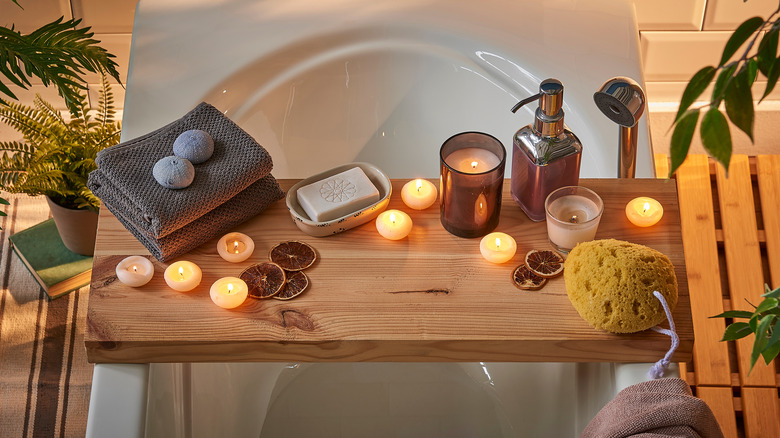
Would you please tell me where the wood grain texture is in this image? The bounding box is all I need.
[85,178,692,364]
[695,386,738,438]
[757,155,780,287]
[676,155,731,386]
[741,387,780,438]
[715,155,777,386]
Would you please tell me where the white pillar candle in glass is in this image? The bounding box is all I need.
[217,232,255,263]
[375,210,412,240]
[164,261,202,291]
[115,256,154,287]
[479,232,517,264]
[545,186,604,253]
[209,277,249,309]
[401,179,437,210]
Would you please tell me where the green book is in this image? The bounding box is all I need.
[8,219,93,299]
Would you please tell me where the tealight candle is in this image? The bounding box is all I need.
[115,256,154,287]
[479,232,517,264]
[209,277,249,309]
[375,210,412,240]
[626,197,663,227]
[163,261,202,291]
[401,179,438,210]
[217,232,255,263]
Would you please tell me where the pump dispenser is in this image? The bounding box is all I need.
[510,78,582,221]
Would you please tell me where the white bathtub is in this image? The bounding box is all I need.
[86,1,670,436]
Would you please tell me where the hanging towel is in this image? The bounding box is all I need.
[88,102,273,239]
[581,377,724,438]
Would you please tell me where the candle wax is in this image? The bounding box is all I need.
[401,179,438,210]
[164,261,202,291]
[479,232,517,264]
[210,277,249,309]
[115,256,154,287]
[375,210,413,240]
[217,232,255,263]
[625,197,663,227]
[444,147,501,173]
[546,195,602,251]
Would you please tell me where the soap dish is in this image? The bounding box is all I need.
[286,162,392,237]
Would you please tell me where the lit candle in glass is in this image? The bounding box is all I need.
[401,178,438,210]
[479,232,517,264]
[217,232,255,263]
[440,132,506,238]
[209,277,249,309]
[115,255,154,287]
[545,186,604,253]
[375,210,412,240]
[625,197,663,227]
[163,261,202,291]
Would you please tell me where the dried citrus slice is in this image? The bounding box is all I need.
[524,249,564,278]
[269,241,317,271]
[512,265,547,291]
[273,271,309,300]
[240,262,286,299]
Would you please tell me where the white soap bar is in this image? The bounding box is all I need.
[297,167,381,222]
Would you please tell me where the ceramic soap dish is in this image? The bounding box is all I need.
[286,162,392,237]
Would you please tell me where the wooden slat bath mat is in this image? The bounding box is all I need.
[657,153,780,438]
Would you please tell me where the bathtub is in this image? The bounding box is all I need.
[86,1,671,437]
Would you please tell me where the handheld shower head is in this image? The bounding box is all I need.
[593,77,645,127]
[593,77,646,178]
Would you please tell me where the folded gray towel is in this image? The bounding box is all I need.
[100,174,285,262]
[89,102,273,239]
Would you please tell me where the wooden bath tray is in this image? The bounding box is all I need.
[86,178,692,364]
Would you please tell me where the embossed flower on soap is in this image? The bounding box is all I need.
[319,178,356,203]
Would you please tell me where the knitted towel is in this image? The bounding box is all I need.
[88,102,273,239]
[100,174,284,262]
[581,378,724,438]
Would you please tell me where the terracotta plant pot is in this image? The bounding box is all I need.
[46,196,99,256]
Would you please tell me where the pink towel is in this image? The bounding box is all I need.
[582,378,723,438]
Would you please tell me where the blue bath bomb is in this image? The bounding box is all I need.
[153,156,195,189]
[173,129,214,164]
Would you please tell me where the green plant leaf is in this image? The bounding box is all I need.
[763,285,780,298]
[750,314,776,373]
[724,67,754,142]
[756,297,779,314]
[761,321,780,364]
[712,63,738,106]
[758,27,779,76]
[722,321,752,341]
[700,107,732,171]
[761,56,780,101]
[747,59,759,84]
[720,16,764,66]
[711,310,755,319]
[675,66,716,123]
[669,109,700,176]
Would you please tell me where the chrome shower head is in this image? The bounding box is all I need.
[593,76,645,127]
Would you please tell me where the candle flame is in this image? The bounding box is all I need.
[416,179,422,191]
[570,215,578,224]
[495,237,501,249]
[389,212,396,224]
[178,266,184,278]
[132,265,137,272]
[471,161,478,169]
[233,241,239,254]
[227,283,233,294]
[642,202,650,214]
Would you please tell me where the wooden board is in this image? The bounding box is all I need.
[85,178,692,364]
[696,386,738,438]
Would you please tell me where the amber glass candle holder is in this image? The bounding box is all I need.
[439,132,506,238]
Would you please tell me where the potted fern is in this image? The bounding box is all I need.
[0,75,120,255]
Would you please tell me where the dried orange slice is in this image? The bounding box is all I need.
[240,262,286,299]
[273,271,309,300]
[524,249,564,278]
[512,265,547,291]
[269,241,317,271]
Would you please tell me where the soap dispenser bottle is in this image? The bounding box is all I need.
[510,78,582,221]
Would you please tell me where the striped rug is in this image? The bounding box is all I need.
[0,194,92,438]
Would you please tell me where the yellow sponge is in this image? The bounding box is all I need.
[564,239,678,333]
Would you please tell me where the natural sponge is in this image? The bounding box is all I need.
[564,239,677,333]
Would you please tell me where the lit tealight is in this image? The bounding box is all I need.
[625,197,663,227]
[115,256,154,287]
[479,232,517,264]
[209,277,249,309]
[217,232,255,263]
[375,210,413,240]
[401,178,438,210]
[163,261,202,291]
